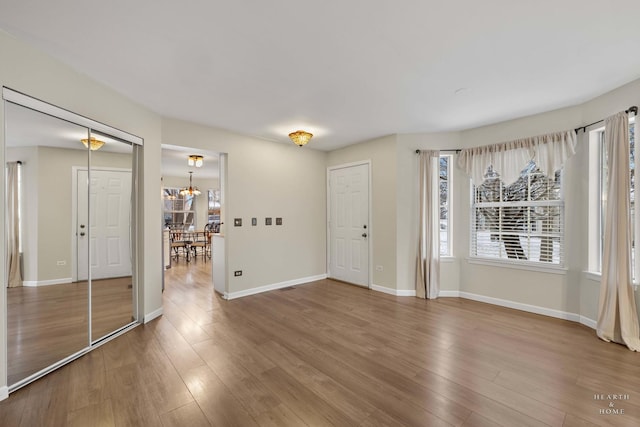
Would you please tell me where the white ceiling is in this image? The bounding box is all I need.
[1,1,640,151]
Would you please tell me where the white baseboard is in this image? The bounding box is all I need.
[0,386,8,401]
[144,307,163,323]
[580,316,597,329]
[225,274,328,300]
[371,284,416,297]
[23,278,73,287]
[437,290,597,329]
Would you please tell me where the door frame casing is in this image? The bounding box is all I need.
[326,160,372,288]
[71,166,133,283]
[3,88,143,393]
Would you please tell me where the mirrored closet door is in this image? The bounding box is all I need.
[4,96,139,390]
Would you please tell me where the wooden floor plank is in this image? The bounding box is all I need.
[1,261,639,427]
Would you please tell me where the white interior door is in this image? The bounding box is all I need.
[77,169,132,280]
[329,163,369,287]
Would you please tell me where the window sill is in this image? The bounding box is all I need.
[466,257,567,275]
[583,271,601,282]
[584,271,639,291]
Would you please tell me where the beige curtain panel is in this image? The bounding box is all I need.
[7,161,22,288]
[597,111,640,351]
[457,129,577,185]
[415,150,440,299]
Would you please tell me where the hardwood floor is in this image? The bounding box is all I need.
[7,276,134,385]
[2,262,639,426]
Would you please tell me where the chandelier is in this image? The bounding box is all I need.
[288,130,313,147]
[179,171,201,196]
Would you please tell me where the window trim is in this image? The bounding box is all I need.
[588,118,639,285]
[439,154,453,257]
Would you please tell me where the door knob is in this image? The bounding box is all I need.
[80,232,85,237]
[362,233,367,238]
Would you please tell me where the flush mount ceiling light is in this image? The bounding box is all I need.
[288,130,313,147]
[179,171,201,196]
[188,154,204,167]
[81,137,105,151]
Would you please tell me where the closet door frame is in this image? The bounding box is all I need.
[3,87,143,393]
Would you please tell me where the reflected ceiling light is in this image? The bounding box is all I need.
[180,171,201,196]
[288,130,313,147]
[81,137,105,151]
[188,154,204,167]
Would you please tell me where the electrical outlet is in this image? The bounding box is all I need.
[234,270,242,277]
[376,265,383,271]
[57,260,66,266]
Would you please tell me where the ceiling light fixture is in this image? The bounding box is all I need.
[179,171,201,196]
[288,130,313,147]
[188,154,204,167]
[81,137,105,151]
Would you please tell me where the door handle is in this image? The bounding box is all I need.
[80,232,86,237]
[362,233,367,238]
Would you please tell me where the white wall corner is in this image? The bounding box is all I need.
[144,307,163,323]
[0,386,8,401]
[225,274,328,300]
[371,284,416,297]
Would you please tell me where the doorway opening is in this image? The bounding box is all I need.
[160,146,224,293]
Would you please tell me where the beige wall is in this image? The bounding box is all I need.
[327,135,398,289]
[161,118,328,294]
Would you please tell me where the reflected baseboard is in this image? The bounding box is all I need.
[22,278,73,287]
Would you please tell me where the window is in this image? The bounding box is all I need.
[470,161,564,266]
[590,120,636,276]
[439,155,452,256]
[163,188,196,230]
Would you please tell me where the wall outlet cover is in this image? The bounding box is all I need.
[234,218,242,226]
[276,217,282,225]
[251,217,257,226]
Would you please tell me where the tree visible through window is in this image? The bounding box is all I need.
[471,161,564,265]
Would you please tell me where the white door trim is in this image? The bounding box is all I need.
[71,166,132,282]
[326,160,372,288]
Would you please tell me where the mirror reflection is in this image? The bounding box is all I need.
[5,101,137,387]
[88,131,135,342]
[5,102,90,385]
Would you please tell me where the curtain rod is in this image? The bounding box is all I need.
[574,105,638,134]
[415,149,461,154]
[415,106,639,154]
